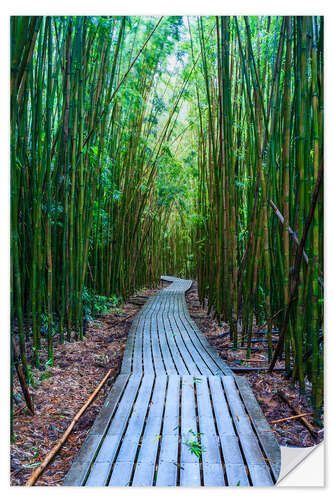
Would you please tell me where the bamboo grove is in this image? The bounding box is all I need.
[11,15,192,371]
[192,16,323,411]
[11,16,323,416]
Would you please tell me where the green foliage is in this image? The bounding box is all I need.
[81,287,120,321]
[184,429,206,458]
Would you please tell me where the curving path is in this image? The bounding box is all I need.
[63,276,280,487]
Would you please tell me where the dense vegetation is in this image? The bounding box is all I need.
[11,16,323,421]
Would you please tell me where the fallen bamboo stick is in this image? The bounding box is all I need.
[277,390,317,438]
[244,358,267,363]
[270,412,315,424]
[25,367,114,486]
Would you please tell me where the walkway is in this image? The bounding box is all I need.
[63,277,280,487]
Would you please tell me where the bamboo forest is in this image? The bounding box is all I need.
[10,15,324,486]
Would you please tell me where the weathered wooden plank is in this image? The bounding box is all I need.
[180,462,201,486]
[85,461,112,486]
[163,297,189,374]
[62,434,102,486]
[248,464,274,486]
[132,462,155,486]
[221,376,273,486]
[142,309,154,374]
[156,298,177,374]
[62,461,92,486]
[89,374,130,435]
[177,307,230,375]
[155,461,177,486]
[150,301,165,373]
[130,313,145,373]
[235,375,281,482]
[63,374,131,486]
[180,376,200,471]
[84,376,142,485]
[105,375,142,436]
[172,295,210,375]
[196,378,224,484]
[203,463,225,486]
[225,464,250,486]
[133,375,167,476]
[208,376,236,436]
[164,311,197,374]
[108,461,133,486]
[179,303,233,375]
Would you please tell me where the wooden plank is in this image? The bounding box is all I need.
[180,376,200,479]
[236,375,281,481]
[132,376,167,485]
[108,461,133,486]
[150,300,165,373]
[207,376,250,486]
[155,462,177,486]
[195,377,225,485]
[107,376,154,486]
[164,311,196,374]
[132,462,155,486]
[89,374,130,435]
[104,375,142,436]
[142,303,154,374]
[129,294,156,374]
[156,296,177,374]
[203,463,225,486]
[63,374,130,486]
[62,434,102,486]
[180,462,201,486]
[85,461,112,486]
[225,464,250,486]
[171,295,210,375]
[62,461,93,486]
[179,303,233,375]
[221,376,273,486]
[84,376,142,485]
[130,313,145,373]
[161,375,180,435]
[162,296,189,374]
[156,375,180,486]
[248,464,274,486]
[177,303,231,375]
[208,376,236,436]
[120,320,138,374]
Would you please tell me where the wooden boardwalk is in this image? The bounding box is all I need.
[63,277,280,487]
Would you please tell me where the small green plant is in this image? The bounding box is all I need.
[26,364,37,388]
[39,371,53,381]
[184,429,205,458]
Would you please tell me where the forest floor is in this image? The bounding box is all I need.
[10,280,323,487]
[10,284,163,486]
[185,282,324,449]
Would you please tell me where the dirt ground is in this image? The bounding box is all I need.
[10,280,323,486]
